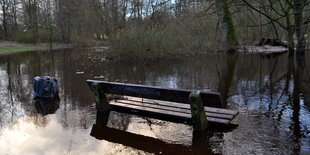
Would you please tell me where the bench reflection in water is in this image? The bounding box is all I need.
[90,111,214,155]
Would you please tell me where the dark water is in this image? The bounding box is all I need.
[0,48,309,155]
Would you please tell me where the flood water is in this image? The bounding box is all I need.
[0,48,309,155]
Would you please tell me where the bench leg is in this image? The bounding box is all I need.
[189,91,208,132]
[92,82,110,112]
[192,130,212,154]
[96,111,111,126]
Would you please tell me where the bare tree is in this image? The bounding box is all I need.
[216,0,239,47]
[41,0,54,49]
[0,0,10,38]
[10,0,19,31]
[294,0,307,54]
[22,0,39,41]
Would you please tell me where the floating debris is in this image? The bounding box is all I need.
[76,71,84,75]
[237,45,288,54]
[87,46,111,51]
[94,75,105,79]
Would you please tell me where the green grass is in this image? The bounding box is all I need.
[0,45,40,53]
[0,44,71,54]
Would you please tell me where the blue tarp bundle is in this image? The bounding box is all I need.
[33,76,59,98]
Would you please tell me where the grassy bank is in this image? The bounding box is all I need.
[0,45,41,53]
[0,42,71,54]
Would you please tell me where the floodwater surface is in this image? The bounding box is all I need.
[0,48,309,155]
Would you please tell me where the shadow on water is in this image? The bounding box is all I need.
[0,48,309,154]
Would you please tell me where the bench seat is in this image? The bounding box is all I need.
[109,96,238,124]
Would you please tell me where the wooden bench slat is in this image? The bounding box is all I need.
[87,80,223,108]
[125,96,239,116]
[206,117,230,124]
[126,96,191,109]
[206,107,239,116]
[114,99,235,120]
[116,99,189,113]
[110,100,231,124]
[111,100,191,118]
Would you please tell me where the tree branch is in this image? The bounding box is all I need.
[242,0,288,30]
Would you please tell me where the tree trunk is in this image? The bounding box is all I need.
[2,5,8,39]
[287,29,294,55]
[111,0,119,35]
[294,0,305,54]
[286,14,295,55]
[12,0,18,31]
[215,0,238,47]
[33,0,39,42]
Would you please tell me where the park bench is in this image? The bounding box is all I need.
[87,80,239,131]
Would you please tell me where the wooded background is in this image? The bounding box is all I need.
[1,0,309,53]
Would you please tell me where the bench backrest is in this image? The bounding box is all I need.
[87,80,223,108]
